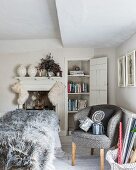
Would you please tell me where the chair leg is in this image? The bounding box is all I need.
[72,142,76,166]
[91,148,94,155]
[100,149,104,170]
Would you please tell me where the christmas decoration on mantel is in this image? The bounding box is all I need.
[37,53,62,77]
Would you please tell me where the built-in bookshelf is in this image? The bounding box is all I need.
[68,75,90,77]
[66,59,90,135]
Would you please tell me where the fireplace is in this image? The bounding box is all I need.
[23,91,55,110]
[12,77,66,136]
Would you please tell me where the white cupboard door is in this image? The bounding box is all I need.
[99,91,107,104]
[89,91,98,106]
[90,66,97,90]
[98,67,107,90]
[90,57,107,105]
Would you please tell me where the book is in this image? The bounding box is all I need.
[75,100,78,110]
[122,117,133,163]
[78,84,81,93]
[69,70,84,75]
[68,99,71,111]
[68,83,70,93]
[82,83,85,92]
[125,132,136,163]
[118,122,123,164]
[124,119,136,163]
[130,149,136,163]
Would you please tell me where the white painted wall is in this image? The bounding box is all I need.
[116,34,136,113]
[0,39,94,115]
[94,48,116,105]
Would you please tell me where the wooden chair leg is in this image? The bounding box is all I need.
[91,148,94,155]
[100,149,104,170]
[72,142,76,166]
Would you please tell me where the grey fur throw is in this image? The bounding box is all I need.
[0,109,59,170]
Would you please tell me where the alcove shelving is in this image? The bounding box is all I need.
[65,59,90,135]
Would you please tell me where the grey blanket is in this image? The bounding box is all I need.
[0,109,59,170]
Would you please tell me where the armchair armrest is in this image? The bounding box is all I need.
[73,106,91,130]
[107,110,122,147]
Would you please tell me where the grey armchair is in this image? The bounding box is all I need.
[71,104,122,170]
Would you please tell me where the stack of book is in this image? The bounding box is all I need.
[118,118,136,164]
[68,82,89,93]
[69,70,84,75]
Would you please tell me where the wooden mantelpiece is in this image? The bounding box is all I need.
[15,77,63,91]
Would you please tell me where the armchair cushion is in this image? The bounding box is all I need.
[79,116,93,132]
[89,105,121,132]
[72,130,111,149]
[74,107,91,130]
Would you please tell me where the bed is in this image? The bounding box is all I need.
[0,109,59,170]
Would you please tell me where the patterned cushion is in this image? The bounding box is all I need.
[79,117,93,132]
[89,105,121,132]
[72,130,111,149]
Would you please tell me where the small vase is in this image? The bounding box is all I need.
[41,69,47,77]
[37,69,42,77]
[48,71,54,77]
[27,65,37,77]
[17,65,26,77]
[56,72,60,77]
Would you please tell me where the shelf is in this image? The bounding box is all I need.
[68,75,90,77]
[15,76,62,81]
[68,111,78,113]
[68,93,89,95]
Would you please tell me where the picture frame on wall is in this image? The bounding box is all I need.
[78,99,87,110]
[118,56,126,87]
[126,50,136,87]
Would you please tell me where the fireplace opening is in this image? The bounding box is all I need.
[23,91,55,110]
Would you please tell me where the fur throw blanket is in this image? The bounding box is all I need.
[0,109,59,170]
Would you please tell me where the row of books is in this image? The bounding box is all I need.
[68,99,78,111]
[118,117,136,164]
[68,99,87,111]
[68,82,89,93]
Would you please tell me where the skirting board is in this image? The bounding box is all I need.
[59,130,67,136]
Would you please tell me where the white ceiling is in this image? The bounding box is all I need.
[0,0,60,39]
[56,0,136,47]
[0,0,136,47]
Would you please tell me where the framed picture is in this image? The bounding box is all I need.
[78,100,87,110]
[126,50,136,86]
[118,56,126,87]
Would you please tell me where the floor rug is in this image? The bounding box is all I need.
[54,155,110,170]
